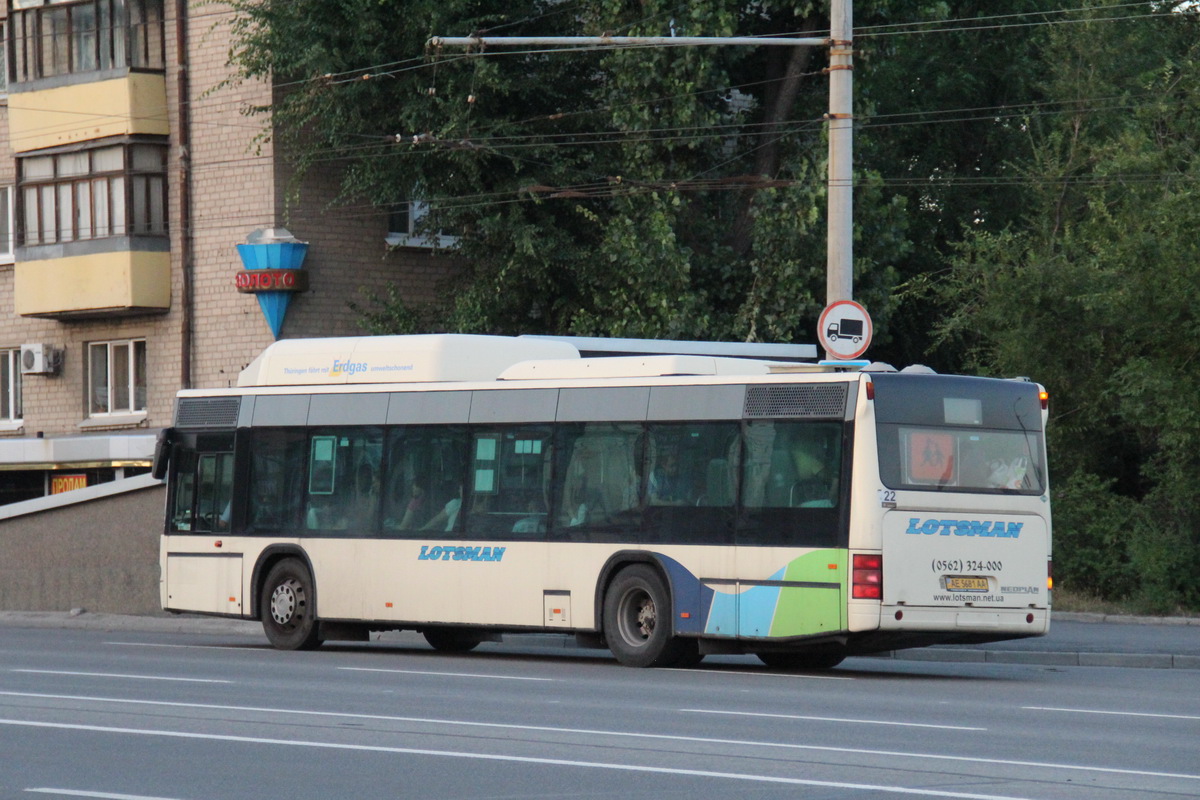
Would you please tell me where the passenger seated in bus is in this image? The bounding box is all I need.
[559,463,605,527]
[788,427,838,507]
[569,484,604,527]
[348,463,379,528]
[512,496,548,534]
[393,481,430,530]
[306,493,337,529]
[421,483,462,531]
[648,446,690,505]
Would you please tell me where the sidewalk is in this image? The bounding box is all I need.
[2,610,1198,670]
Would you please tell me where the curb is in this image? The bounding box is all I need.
[1052,611,1200,627]
[868,648,1200,670]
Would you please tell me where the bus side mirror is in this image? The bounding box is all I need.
[152,428,174,481]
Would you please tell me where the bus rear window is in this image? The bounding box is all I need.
[884,426,1043,493]
[872,374,1045,495]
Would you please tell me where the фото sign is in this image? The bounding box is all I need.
[235,269,309,293]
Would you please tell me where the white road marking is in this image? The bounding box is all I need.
[105,642,236,651]
[10,670,230,684]
[1,691,1196,784]
[0,717,1036,800]
[338,667,554,681]
[683,708,987,731]
[26,790,184,800]
[1023,706,1200,722]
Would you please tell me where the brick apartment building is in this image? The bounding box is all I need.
[0,0,456,505]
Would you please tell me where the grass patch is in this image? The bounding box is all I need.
[1054,587,1199,617]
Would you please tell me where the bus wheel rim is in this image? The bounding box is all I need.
[620,588,654,645]
[270,580,301,626]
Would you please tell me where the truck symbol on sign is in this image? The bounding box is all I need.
[826,318,864,344]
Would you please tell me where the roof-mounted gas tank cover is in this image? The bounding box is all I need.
[237,334,581,387]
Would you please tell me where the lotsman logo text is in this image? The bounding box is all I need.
[906,518,1023,538]
[330,358,368,377]
[418,545,506,562]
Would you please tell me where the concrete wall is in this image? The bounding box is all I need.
[0,479,165,614]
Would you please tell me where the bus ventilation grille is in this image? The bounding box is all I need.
[175,397,241,428]
[743,384,847,418]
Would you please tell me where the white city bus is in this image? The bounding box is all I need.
[155,334,1051,669]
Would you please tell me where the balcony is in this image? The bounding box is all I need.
[14,246,170,319]
[7,73,168,153]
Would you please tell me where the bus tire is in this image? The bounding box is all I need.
[261,559,323,651]
[423,628,483,653]
[755,650,845,671]
[603,564,691,668]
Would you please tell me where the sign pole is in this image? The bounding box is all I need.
[827,0,853,307]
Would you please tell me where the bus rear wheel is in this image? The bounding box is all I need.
[261,559,323,651]
[423,628,484,653]
[603,564,694,668]
[755,650,845,671]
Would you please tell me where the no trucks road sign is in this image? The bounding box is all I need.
[818,299,873,360]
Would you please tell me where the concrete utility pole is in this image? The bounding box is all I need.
[826,0,853,305]
[430,0,854,305]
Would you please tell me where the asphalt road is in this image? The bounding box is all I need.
[5,609,1199,668]
[1,619,1198,800]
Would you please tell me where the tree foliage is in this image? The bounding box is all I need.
[929,3,1200,610]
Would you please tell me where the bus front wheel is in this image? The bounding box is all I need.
[261,559,323,651]
[603,564,696,668]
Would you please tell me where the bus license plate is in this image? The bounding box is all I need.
[945,576,989,592]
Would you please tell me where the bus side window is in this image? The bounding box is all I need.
[740,421,842,548]
[247,430,307,533]
[553,423,643,540]
[465,427,552,539]
[643,422,738,545]
[304,429,383,533]
[382,427,468,537]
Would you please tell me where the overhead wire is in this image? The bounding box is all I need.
[11,1,1189,235]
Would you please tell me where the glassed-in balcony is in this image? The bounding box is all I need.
[7,0,168,152]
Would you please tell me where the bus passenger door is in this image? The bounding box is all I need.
[163,436,245,616]
[733,420,848,640]
[457,426,554,627]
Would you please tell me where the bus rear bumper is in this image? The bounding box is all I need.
[841,606,1049,655]
[854,605,1050,637]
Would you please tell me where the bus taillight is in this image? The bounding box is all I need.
[1039,390,1049,410]
[852,553,883,599]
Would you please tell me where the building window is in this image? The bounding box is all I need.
[10,0,165,84]
[1,23,9,96]
[19,142,167,247]
[386,199,460,249]
[1,350,23,422]
[0,187,14,264]
[87,338,146,416]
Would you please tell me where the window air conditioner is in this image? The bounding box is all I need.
[20,343,62,376]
